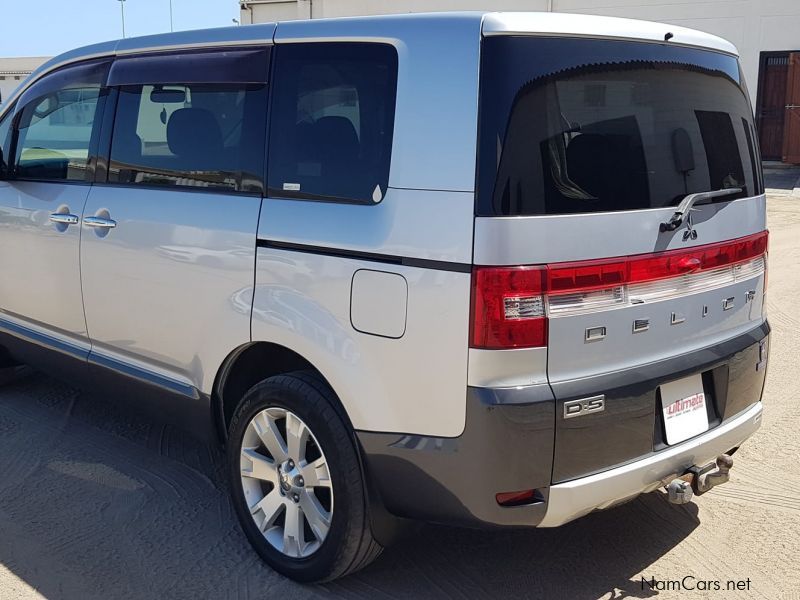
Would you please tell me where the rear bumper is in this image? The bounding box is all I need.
[357,321,769,529]
[538,400,762,526]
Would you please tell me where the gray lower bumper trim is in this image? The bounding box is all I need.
[538,402,763,527]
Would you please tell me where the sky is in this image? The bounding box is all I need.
[0,0,241,57]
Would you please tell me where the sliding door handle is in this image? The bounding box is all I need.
[49,213,80,225]
[84,216,117,229]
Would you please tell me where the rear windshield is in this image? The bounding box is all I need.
[477,37,763,216]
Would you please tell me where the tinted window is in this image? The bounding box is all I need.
[14,87,103,181]
[267,43,398,203]
[477,37,762,216]
[108,83,267,193]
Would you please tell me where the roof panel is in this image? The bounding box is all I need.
[481,12,738,55]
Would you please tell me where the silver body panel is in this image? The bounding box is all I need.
[0,181,90,343]
[467,347,548,388]
[252,248,470,437]
[474,195,766,265]
[259,188,474,263]
[80,187,260,394]
[548,285,766,383]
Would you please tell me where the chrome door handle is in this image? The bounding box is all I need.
[49,213,80,225]
[84,216,117,229]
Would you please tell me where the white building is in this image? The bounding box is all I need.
[0,57,49,107]
[240,0,800,163]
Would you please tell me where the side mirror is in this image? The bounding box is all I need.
[31,93,60,120]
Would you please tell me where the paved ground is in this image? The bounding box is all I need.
[1,187,800,599]
[764,164,800,197]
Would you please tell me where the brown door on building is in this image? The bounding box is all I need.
[757,54,789,161]
[782,52,800,164]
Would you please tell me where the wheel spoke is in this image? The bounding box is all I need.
[251,411,288,463]
[241,448,278,484]
[283,502,304,557]
[250,490,285,531]
[285,412,309,463]
[299,492,331,542]
[239,406,333,559]
[300,456,331,488]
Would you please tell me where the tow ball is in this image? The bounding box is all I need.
[665,454,734,505]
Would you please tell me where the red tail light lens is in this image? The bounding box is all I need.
[470,266,547,349]
[470,231,768,350]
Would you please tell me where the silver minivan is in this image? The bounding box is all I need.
[0,12,769,582]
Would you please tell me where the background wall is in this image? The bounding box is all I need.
[0,57,49,107]
[240,0,800,108]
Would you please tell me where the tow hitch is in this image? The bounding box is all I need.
[665,454,734,505]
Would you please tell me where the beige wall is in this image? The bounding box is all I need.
[0,57,49,106]
[240,0,800,106]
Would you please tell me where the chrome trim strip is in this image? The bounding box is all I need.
[0,315,89,360]
[88,352,201,400]
[539,402,762,527]
[0,314,200,400]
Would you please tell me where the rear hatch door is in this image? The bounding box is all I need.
[475,35,767,482]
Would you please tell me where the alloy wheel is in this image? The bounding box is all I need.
[239,407,333,558]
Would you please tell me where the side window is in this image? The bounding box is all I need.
[11,61,108,182]
[108,82,267,193]
[267,43,398,203]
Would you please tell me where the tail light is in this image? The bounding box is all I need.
[470,266,547,349]
[470,231,769,350]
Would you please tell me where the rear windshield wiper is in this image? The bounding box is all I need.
[660,187,742,232]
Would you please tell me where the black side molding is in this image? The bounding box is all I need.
[257,239,472,273]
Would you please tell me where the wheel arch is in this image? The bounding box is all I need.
[212,341,353,443]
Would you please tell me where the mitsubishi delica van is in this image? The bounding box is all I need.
[0,12,769,582]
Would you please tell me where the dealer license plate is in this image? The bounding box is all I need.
[660,374,709,445]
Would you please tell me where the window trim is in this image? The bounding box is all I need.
[0,102,16,179]
[7,58,112,185]
[95,46,271,195]
[108,47,270,87]
[265,41,399,206]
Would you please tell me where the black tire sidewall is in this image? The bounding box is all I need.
[227,374,363,583]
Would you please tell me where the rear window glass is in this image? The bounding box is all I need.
[477,37,763,217]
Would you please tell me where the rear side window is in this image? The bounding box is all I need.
[108,83,267,193]
[477,37,763,216]
[267,43,398,203]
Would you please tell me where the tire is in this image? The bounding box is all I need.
[227,371,382,582]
